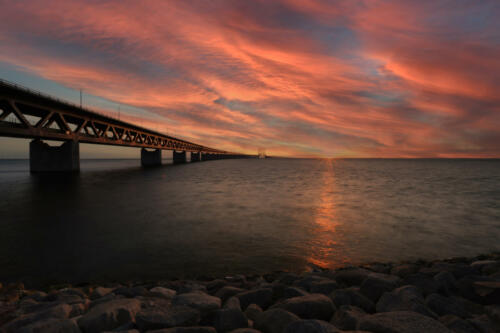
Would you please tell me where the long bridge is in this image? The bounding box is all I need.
[0,79,252,172]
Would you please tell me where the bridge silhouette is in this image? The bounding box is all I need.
[0,79,252,172]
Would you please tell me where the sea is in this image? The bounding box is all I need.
[0,158,499,287]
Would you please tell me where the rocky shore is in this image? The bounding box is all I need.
[0,254,499,333]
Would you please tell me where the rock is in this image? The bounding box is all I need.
[271,294,335,320]
[23,291,48,302]
[148,327,217,333]
[17,318,81,333]
[254,308,300,333]
[135,305,200,331]
[278,273,301,285]
[224,297,241,310]
[244,304,263,322]
[467,314,497,333]
[425,293,469,318]
[329,288,375,313]
[215,287,245,303]
[113,286,148,298]
[402,273,439,296]
[282,287,308,299]
[364,263,392,274]
[45,293,84,305]
[150,287,176,300]
[471,261,500,275]
[309,280,339,295]
[376,285,436,318]
[485,305,500,324]
[56,288,87,299]
[295,275,328,292]
[178,282,208,294]
[455,275,497,304]
[359,273,400,302]
[440,315,479,333]
[173,291,221,313]
[357,311,453,333]
[207,279,227,293]
[434,271,456,296]
[77,298,141,333]
[330,305,366,330]
[473,281,500,305]
[89,293,124,309]
[2,303,72,333]
[236,289,273,310]
[228,329,261,333]
[391,264,419,278]
[213,308,248,333]
[70,303,87,317]
[283,319,340,332]
[334,268,372,287]
[90,287,113,300]
[431,262,478,280]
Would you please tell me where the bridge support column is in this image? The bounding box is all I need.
[173,150,186,164]
[30,139,80,173]
[141,148,162,167]
[191,152,200,162]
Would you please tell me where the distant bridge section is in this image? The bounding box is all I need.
[0,79,252,172]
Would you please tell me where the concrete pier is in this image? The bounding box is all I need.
[173,150,187,164]
[141,148,162,167]
[191,152,200,162]
[30,139,80,173]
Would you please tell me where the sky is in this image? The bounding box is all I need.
[0,0,499,158]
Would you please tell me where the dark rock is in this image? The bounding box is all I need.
[77,298,141,333]
[357,310,453,333]
[471,261,500,275]
[485,305,500,325]
[283,319,341,333]
[178,282,207,294]
[207,280,227,293]
[254,308,300,333]
[330,305,366,330]
[376,285,436,318]
[359,273,400,302]
[434,271,457,296]
[113,286,148,298]
[135,305,200,331]
[244,304,263,322]
[90,287,113,300]
[278,273,301,285]
[23,291,48,302]
[215,287,245,303]
[89,293,124,309]
[224,297,241,310]
[228,329,261,333]
[2,303,72,332]
[17,318,80,333]
[173,291,221,313]
[212,308,248,333]
[330,288,375,313]
[440,315,479,333]
[473,281,500,305]
[425,293,469,318]
[467,314,498,333]
[70,303,86,317]
[364,263,392,274]
[149,287,176,299]
[271,294,335,320]
[148,327,217,333]
[295,275,328,292]
[402,273,439,296]
[390,264,419,278]
[309,280,339,295]
[236,289,273,310]
[334,268,372,287]
[431,262,478,279]
[455,275,496,304]
[282,287,308,299]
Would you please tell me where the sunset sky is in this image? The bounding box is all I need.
[0,0,499,158]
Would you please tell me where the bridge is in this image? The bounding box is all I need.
[0,79,252,172]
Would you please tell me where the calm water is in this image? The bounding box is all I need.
[0,158,499,287]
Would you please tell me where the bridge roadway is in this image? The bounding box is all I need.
[0,79,252,172]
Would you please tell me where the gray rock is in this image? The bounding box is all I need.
[272,294,335,320]
[282,287,309,299]
[309,280,339,295]
[17,318,80,333]
[425,293,469,318]
[334,268,372,287]
[150,287,176,300]
[2,304,72,333]
[330,305,366,330]
[90,287,112,300]
[224,297,241,310]
[236,288,273,310]
[255,308,300,333]
[329,288,375,313]
[213,308,248,333]
[148,327,217,333]
[284,319,341,333]
[357,311,453,333]
[135,305,200,331]
[77,298,141,333]
[359,273,400,302]
[173,291,221,313]
[216,287,245,303]
[376,285,437,318]
[440,315,479,333]
[244,304,263,322]
[391,264,419,278]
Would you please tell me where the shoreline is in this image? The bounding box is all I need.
[1,253,499,332]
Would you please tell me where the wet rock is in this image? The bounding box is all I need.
[284,319,341,333]
[334,268,371,287]
[244,304,263,322]
[271,294,335,320]
[90,287,113,300]
[357,310,453,333]
[178,282,207,294]
[17,318,80,333]
[282,287,308,299]
[402,273,439,296]
[173,291,221,313]
[434,271,457,296]
[228,329,261,333]
[330,288,375,313]
[455,275,496,304]
[135,305,200,331]
[278,273,301,285]
[212,308,248,333]
[114,286,148,298]
[473,281,500,305]
[440,315,479,333]
[207,279,227,293]
[425,293,469,318]
[364,263,392,274]
[148,327,217,333]
[77,298,141,333]
[89,293,124,309]
[471,261,500,275]
[150,287,176,300]
[467,314,497,333]
[216,287,245,303]
[309,280,339,295]
[224,297,241,310]
[390,264,419,278]
[430,262,478,279]
[376,285,436,318]
[236,289,273,310]
[23,291,48,302]
[295,275,328,292]
[70,303,87,317]
[359,273,400,302]
[2,303,72,333]
[330,305,366,330]
[254,308,300,333]
[57,288,87,299]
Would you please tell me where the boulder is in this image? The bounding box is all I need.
[77,298,141,333]
[309,280,339,295]
[89,293,124,309]
[467,314,497,333]
[16,318,80,333]
[2,303,72,333]
[206,280,227,293]
[283,319,341,333]
[425,293,469,318]
[236,289,273,310]
[471,260,500,275]
[244,304,263,322]
[173,291,221,313]
[434,271,456,296]
[402,273,439,296]
[357,311,453,333]
[330,305,366,330]
[334,268,372,287]
[376,285,436,318]
[135,305,200,331]
[113,286,148,298]
[278,273,301,285]
[271,294,335,320]
[391,264,419,278]
[254,308,300,333]
[282,287,308,299]
[224,297,241,310]
[212,308,248,333]
[440,315,479,333]
[150,287,176,300]
[295,276,328,292]
[431,262,478,279]
[359,273,400,302]
[215,287,245,303]
[329,288,375,313]
[148,327,217,333]
[90,287,113,300]
[228,329,261,333]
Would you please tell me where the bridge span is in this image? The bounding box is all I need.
[0,79,253,172]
